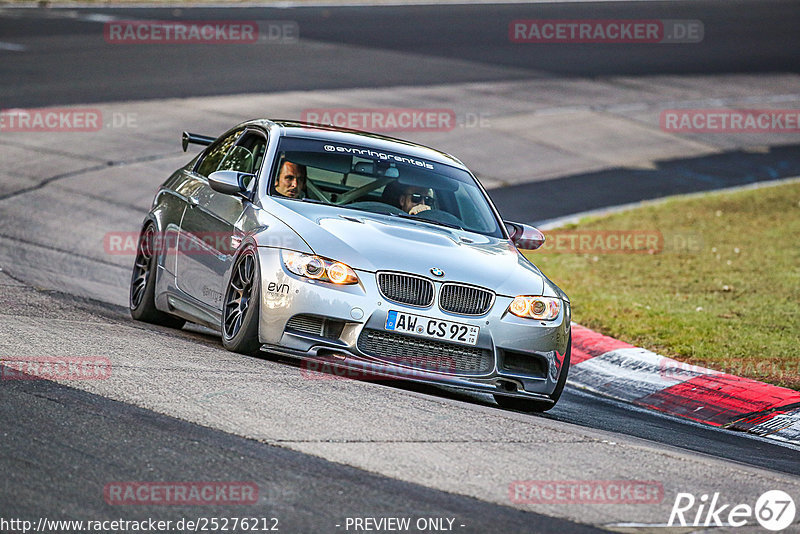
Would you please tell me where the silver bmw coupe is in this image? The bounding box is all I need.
[130,119,571,412]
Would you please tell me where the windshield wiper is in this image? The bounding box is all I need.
[391,212,464,231]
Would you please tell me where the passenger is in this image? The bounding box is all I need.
[382,182,435,215]
[398,186,435,215]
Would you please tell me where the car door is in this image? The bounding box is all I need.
[175,128,267,311]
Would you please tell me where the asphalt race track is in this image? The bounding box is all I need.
[1,1,799,532]
[2,1,799,106]
[0,362,601,533]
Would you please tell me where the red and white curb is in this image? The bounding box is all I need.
[568,324,800,445]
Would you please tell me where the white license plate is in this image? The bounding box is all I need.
[385,310,479,346]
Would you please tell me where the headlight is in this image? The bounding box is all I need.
[282,251,359,285]
[508,296,561,320]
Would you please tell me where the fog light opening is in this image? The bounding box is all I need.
[496,378,520,393]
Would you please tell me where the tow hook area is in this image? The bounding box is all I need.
[496,378,523,393]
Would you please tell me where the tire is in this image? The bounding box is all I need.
[494,336,571,413]
[129,223,186,328]
[221,246,262,355]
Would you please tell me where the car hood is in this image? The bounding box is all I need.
[266,201,545,296]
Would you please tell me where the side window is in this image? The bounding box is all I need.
[217,132,268,191]
[195,129,243,178]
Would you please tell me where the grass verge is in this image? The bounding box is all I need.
[525,180,800,390]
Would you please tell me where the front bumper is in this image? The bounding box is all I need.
[256,247,570,399]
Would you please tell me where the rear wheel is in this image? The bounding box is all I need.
[494,336,571,413]
[222,247,262,355]
[129,223,185,328]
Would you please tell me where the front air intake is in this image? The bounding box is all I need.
[439,283,495,316]
[376,272,434,307]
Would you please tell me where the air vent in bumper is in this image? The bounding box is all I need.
[499,350,548,378]
[357,329,493,375]
[285,314,345,341]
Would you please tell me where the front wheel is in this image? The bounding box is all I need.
[129,223,185,329]
[494,336,571,413]
[222,247,262,355]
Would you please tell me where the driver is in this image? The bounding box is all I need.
[274,160,307,198]
[398,186,435,215]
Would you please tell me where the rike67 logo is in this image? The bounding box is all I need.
[669,490,796,531]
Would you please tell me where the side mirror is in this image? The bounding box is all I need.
[505,221,545,250]
[208,170,253,196]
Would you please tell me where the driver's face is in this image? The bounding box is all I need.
[276,162,306,198]
[400,187,434,213]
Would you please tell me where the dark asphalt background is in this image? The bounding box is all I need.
[2,1,799,107]
[0,361,602,533]
[2,1,799,221]
[1,1,799,530]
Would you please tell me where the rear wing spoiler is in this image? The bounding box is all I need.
[182,131,215,152]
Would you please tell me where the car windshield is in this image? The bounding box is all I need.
[268,137,503,237]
